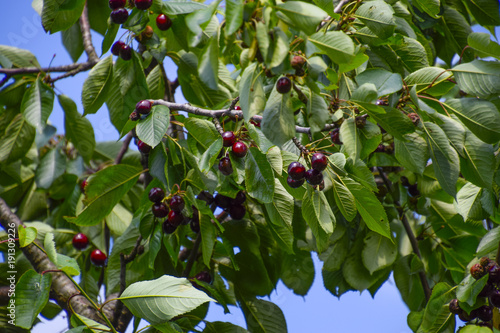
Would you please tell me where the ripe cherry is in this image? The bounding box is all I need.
[232,191,246,205]
[90,249,107,267]
[119,45,132,61]
[287,176,304,188]
[80,178,88,193]
[162,220,177,234]
[232,142,248,158]
[476,305,493,322]
[129,111,140,121]
[152,202,169,218]
[234,106,241,110]
[305,169,323,186]
[148,187,164,203]
[72,233,89,250]
[168,210,184,227]
[156,14,172,31]
[110,8,129,24]
[489,289,500,308]
[276,77,292,94]
[222,131,236,147]
[195,271,211,283]
[111,41,125,56]
[169,195,185,212]
[288,162,306,180]
[134,0,152,10]
[109,0,126,9]
[330,128,342,145]
[197,190,214,205]
[229,205,246,220]
[215,193,231,209]
[311,153,328,172]
[136,100,152,114]
[218,157,233,176]
[488,263,500,284]
[137,140,151,154]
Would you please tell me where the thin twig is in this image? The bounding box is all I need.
[334,0,352,13]
[182,235,202,277]
[292,83,308,105]
[212,118,224,135]
[114,132,133,164]
[292,136,310,155]
[376,167,431,302]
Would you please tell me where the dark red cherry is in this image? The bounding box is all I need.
[229,205,246,220]
[287,176,304,188]
[109,0,126,9]
[156,14,172,31]
[232,142,248,158]
[276,77,292,94]
[222,131,236,147]
[134,0,152,10]
[169,195,185,212]
[168,210,184,227]
[232,191,246,205]
[489,289,500,308]
[119,45,132,61]
[311,153,328,172]
[90,249,107,267]
[488,263,500,284]
[305,169,323,186]
[111,41,125,56]
[110,8,129,24]
[197,190,214,205]
[218,157,233,176]
[215,193,231,209]
[330,128,342,145]
[162,220,177,234]
[152,202,169,218]
[476,305,493,322]
[136,100,152,114]
[195,271,211,283]
[148,187,164,203]
[72,233,89,250]
[288,162,306,180]
[137,140,151,154]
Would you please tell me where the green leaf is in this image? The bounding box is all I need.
[61,21,84,62]
[198,31,219,90]
[239,63,266,122]
[101,20,119,55]
[136,105,170,148]
[331,178,357,221]
[59,95,96,163]
[18,226,37,248]
[82,56,113,115]
[0,45,40,68]
[162,1,207,15]
[0,114,35,163]
[463,0,500,26]
[42,0,86,34]
[394,133,429,174]
[307,91,329,133]
[445,98,500,144]
[146,65,166,100]
[417,283,455,333]
[452,60,500,98]
[351,83,378,103]
[261,84,295,147]
[120,275,214,325]
[56,253,81,276]
[468,32,500,60]
[460,132,495,189]
[344,178,391,239]
[423,122,460,196]
[203,321,248,333]
[242,299,287,333]
[66,165,142,226]
[14,270,51,329]
[364,106,415,141]
[225,0,244,36]
[277,1,328,35]
[340,118,360,159]
[281,250,314,296]
[199,138,223,174]
[184,117,220,149]
[20,77,54,131]
[44,233,58,265]
[459,326,493,333]
[35,148,66,189]
[185,0,219,47]
[457,274,488,307]
[355,0,396,40]
[356,69,403,97]
[308,31,355,64]
[392,37,429,73]
[268,27,290,68]
[200,214,217,267]
[245,147,275,203]
[476,226,500,257]
[456,183,486,221]
[412,0,440,18]
[264,179,294,252]
[302,187,335,251]
[362,232,397,274]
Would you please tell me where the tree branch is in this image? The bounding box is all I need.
[114,132,133,164]
[152,99,337,134]
[376,167,431,302]
[79,3,99,63]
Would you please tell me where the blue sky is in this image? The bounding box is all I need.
[0,2,448,332]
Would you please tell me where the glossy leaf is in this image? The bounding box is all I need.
[82,56,113,115]
[41,0,86,34]
[14,270,51,329]
[35,148,66,189]
[308,31,355,64]
[20,77,54,130]
[245,147,275,203]
[362,232,397,274]
[136,105,170,148]
[452,60,500,98]
[261,85,295,147]
[225,0,244,36]
[239,63,266,122]
[0,114,35,163]
[0,45,40,68]
[277,1,328,35]
[355,69,403,97]
[243,299,287,333]
[356,1,396,40]
[467,32,500,60]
